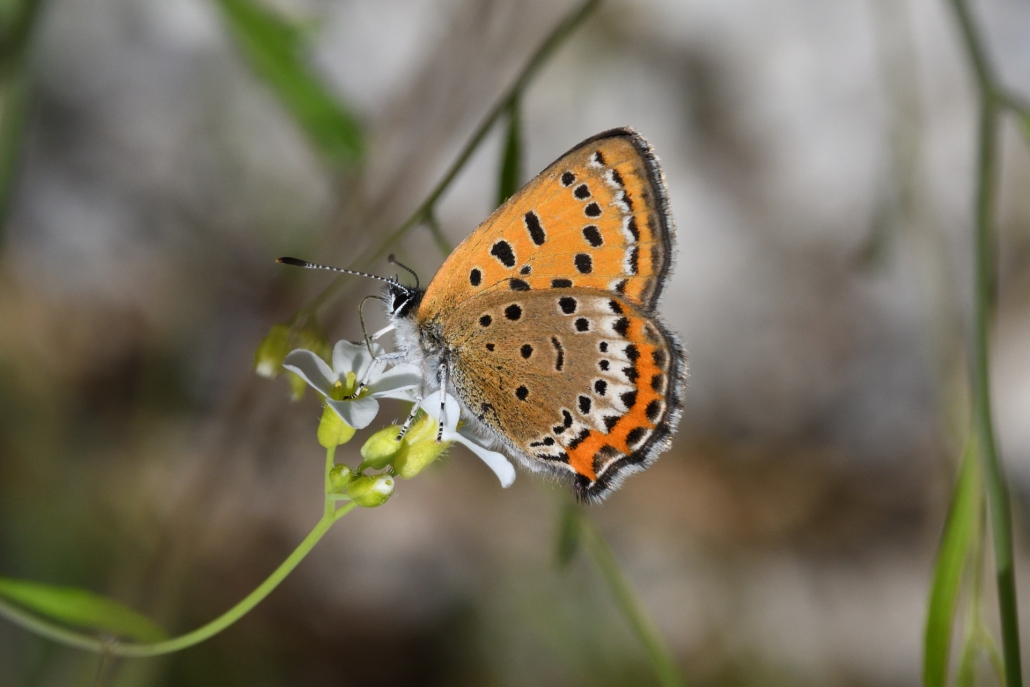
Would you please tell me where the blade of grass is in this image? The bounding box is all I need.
[580,518,687,687]
[0,577,167,642]
[497,96,522,207]
[553,499,582,569]
[924,436,982,687]
[213,0,362,166]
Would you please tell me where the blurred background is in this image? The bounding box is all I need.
[1,0,1029,684]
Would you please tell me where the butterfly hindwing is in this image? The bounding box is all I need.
[419,128,674,320]
[440,288,684,501]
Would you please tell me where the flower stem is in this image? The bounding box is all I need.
[300,0,602,317]
[947,0,1023,683]
[580,519,686,687]
[0,505,355,657]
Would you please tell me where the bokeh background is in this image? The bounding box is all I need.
[1,0,1030,684]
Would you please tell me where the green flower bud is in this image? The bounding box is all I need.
[346,474,394,508]
[328,464,355,493]
[254,324,291,378]
[360,425,404,471]
[393,415,451,479]
[294,323,331,363]
[317,403,355,448]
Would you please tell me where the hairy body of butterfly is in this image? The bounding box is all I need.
[383,128,686,502]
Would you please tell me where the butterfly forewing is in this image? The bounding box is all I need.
[419,129,673,318]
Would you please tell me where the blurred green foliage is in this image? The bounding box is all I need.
[214,0,363,167]
[0,577,166,642]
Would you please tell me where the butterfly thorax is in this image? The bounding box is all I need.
[382,283,449,393]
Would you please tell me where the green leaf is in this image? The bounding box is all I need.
[496,98,522,208]
[214,0,362,166]
[0,577,167,642]
[554,500,582,569]
[924,437,983,687]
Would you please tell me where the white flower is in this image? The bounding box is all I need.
[421,391,516,488]
[283,341,420,429]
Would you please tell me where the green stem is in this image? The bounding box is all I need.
[300,0,601,317]
[580,519,686,687]
[0,504,355,657]
[948,0,1022,683]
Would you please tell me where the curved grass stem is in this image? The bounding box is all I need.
[0,445,356,658]
[945,0,1023,684]
[580,519,687,687]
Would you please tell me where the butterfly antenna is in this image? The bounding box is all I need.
[277,257,410,293]
[387,254,420,290]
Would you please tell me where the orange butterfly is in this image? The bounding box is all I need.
[288,129,685,501]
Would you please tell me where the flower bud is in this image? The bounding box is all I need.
[346,474,394,507]
[253,324,291,378]
[359,425,403,471]
[393,414,451,479]
[317,403,355,448]
[328,464,355,493]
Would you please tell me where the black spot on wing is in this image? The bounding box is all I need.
[575,254,593,274]
[568,428,591,450]
[582,225,603,247]
[645,399,662,422]
[524,211,546,245]
[509,278,530,291]
[551,336,564,371]
[490,240,516,267]
[552,278,573,288]
[469,269,482,286]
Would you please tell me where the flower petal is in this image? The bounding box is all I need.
[332,340,383,380]
[282,349,336,396]
[450,429,516,488]
[422,391,460,434]
[327,396,380,430]
[367,363,422,399]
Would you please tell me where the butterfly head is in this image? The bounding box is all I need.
[382,281,423,320]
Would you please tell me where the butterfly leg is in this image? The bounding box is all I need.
[436,363,449,443]
[396,396,423,441]
[345,352,406,399]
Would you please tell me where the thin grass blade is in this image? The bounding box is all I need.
[497,98,522,208]
[924,437,982,687]
[554,499,582,569]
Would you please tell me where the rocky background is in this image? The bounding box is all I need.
[1,0,1029,685]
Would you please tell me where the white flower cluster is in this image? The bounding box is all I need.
[283,341,515,487]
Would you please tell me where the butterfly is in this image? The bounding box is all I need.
[285,128,685,501]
